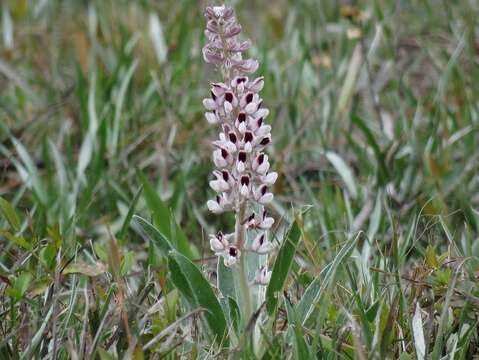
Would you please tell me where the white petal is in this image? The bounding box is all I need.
[207,200,223,213]
[260,217,274,229]
[209,179,229,192]
[224,255,237,267]
[240,184,249,197]
[210,238,225,253]
[262,172,278,185]
[244,142,252,153]
[205,112,218,124]
[249,77,264,92]
[209,180,221,192]
[251,233,264,252]
[211,83,228,97]
[228,141,238,153]
[213,154,227,168]
[203,98,217,110]
[253,186,262,201]
[245,102,258,114]
[238,121,246,134]
[261,270,272,284]
[255,108,269,119]
[237,161,245,173]
[219,179,230,191]
[254,267,272,285]
[258,242,275,254]
[256,125,271,137]
[259,193,274,204]
[237,82,245,93]
[224,101,233,114]
[256,160,270,175]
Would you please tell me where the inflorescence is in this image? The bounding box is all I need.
[202,5,277,285]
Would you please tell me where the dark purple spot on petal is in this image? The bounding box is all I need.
[238,112,246,123]
[221,148,228,158]
[211,91,217,101]
[257,153,265,164]
[222,171,229,181]
[257,117,263,127]
[238,77,247,83]
[229,247,238,257]
[216,195,221,203]
[238,151,246,162]
[259,234,264,245]
[240,175,250,186]
[244,132,253,143]
[260,137,270,146]
[261,185,267,195]
[225,92,233,103]
[228,132,237,143]
[248,213,255,221]
[246,93,253,104]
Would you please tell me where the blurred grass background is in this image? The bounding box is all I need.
[1,0,479,358]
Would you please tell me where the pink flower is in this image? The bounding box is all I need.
[254,266,272,285]
[203,4,278,278]
[250,232,275,254]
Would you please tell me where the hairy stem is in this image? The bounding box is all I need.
[235,202,252,321]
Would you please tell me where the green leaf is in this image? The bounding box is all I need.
[168,252,227,346]
[284,296,310,359]
[0,197,21,232]
[228,296,240,334]
[19,304,54,359]
[325,151,358,199]
[132,215,172,256]
[110,60,138,156]
[63,262,107,277]
[265,220,301,315]
[97,348,117,360]
[1,231,32,251]
[138,171,171,238]
[120,251,135,276]
[77,73,98,178]
[46,224,63,249]
[174,221,197,260]
[365,300,381,322]
[138,172,194,259]
[296,233,358,325]
[351,114,389,184]
[12,137,48,205]
[217,259,235,299]
[149,13,168,64]
[425,244,439,269]
[8,272,32,300]
[119,185,143,242]
[39,243,57,269]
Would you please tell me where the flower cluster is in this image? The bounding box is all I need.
[203,5,277,285]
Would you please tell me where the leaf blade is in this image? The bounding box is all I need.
[265,220,301,315]
[168,252,228,346]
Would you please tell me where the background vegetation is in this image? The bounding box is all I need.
[1,0,479,358]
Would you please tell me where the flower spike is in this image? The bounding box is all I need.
[203,4,277,285]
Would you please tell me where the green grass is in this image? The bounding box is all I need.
[1,0,479,358]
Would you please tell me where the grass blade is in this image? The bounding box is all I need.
[168,251,228,346]
[265,220,301,315]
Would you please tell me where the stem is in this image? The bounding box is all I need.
[235,202,246,248]
[235,202,252,321]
